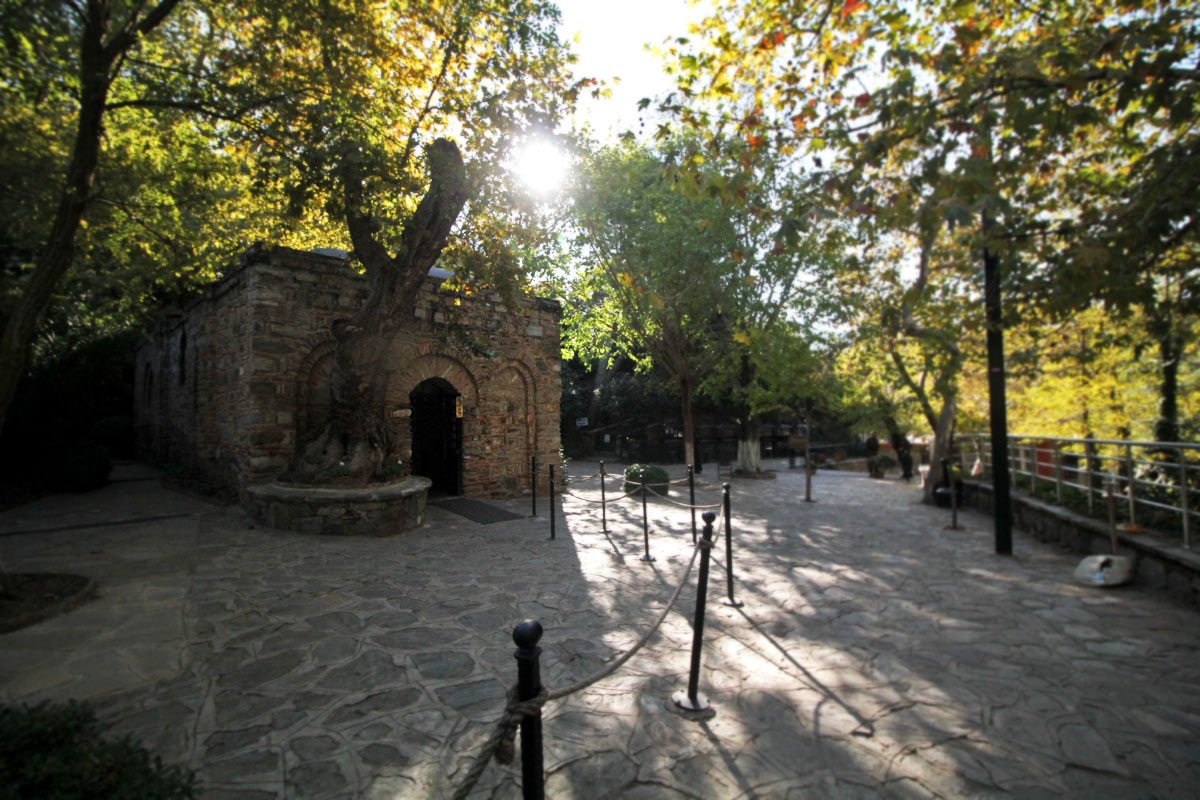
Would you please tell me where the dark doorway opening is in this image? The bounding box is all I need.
[410,377,462,496]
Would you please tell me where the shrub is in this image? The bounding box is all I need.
[55,441,113,493]
[0,700,197,799]
[623,463,670,496]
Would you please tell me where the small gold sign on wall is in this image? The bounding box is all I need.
[455,396,464,418]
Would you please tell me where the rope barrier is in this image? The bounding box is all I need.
[450,542,701,800]
[560,485,723,511]
[654,493,724,511]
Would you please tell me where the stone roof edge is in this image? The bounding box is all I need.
[140,243,560,346]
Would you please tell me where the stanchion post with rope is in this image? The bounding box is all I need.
[640,480,654,562]
[513,620,545,800]
[720,483,742,608]
[688,465,697,544]
[804,397,815,503]
[948,458,961,530]
[548,464,556,540]
[450,544,704,800]
[531,456,537,517]
[600,461,609,533]
[674,512,715,711]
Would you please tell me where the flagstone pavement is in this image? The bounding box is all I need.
[1,459,1198,799]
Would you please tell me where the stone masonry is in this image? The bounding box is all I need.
[135,245,561,501]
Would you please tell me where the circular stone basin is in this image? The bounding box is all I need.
[245,476,432,536]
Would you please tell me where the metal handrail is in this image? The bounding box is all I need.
[957,433,1197,549]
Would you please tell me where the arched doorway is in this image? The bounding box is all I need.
[410,377,462,496]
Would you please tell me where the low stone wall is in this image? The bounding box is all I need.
[960,479,1200,607]
[245,477,431,536]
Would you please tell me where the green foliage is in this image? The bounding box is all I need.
[623,463,670,497]
[0,700,196,799]
[1,330,135,490]
[564,138,739,373]
[867,453,899,477]
[56,442,113,494]
[661,0,1199,453]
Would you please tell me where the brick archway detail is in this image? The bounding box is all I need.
[390,352,479,408]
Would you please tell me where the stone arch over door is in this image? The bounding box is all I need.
[385,352,480,482]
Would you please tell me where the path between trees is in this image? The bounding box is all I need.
[1,461,1198,798]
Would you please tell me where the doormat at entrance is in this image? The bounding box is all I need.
[430,498,525,525]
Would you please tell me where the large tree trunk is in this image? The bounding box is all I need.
[0,3,116,439]
[924,394,957,504]
[735,414,762,474]
[680,375,696,470]
[288,138,469,483]
[1153,329,1182,445]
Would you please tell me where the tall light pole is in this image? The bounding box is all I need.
[982,210,1012,555]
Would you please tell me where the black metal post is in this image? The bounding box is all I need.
[513,620,544,800]
[720,483,742,607]
[983,210,1013,555]
[640,482,654,562]
[788,448,796,469]
[804,398,814,503]
[600,461,609,533]
[531,456,537,517]
[947,458,961,530]
[548,463,555,540]
[673,512,715,711]
[688,464,697,544]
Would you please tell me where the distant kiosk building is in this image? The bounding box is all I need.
[135,245,561,504]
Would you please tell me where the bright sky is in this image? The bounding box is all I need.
[555,0,713,139]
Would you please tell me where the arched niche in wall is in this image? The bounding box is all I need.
[295,341,336,445]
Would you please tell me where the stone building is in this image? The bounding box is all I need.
[135,245,561,502]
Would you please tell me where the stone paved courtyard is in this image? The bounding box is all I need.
[2,460,1199,798]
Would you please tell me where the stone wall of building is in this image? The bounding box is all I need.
[135,246,561,500]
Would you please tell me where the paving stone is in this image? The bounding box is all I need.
[456,607,512,631]
[352,722,393,740]
[1058,723,1130,776]
[371,627,454,650]
[200,790,281,800]
[204,749,282,782]
[205,725,273,758]
[435,678,506,716]
[357,743,409,769]
[364,610,419,629]
[215,692,289,727]
[218,650,306,691]
[411,651,475,680]
[316,650,405,691]
[290,735,340,761]
[307,612,364,633]
[312,636,358,664]
[287,761,346,798]
[259,629,321,654]
[325,688,422,725]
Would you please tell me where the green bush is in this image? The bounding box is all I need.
[54,441,113,493]
[0,700,196,800]
[623,463,670,496]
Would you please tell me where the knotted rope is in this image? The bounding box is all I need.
[450,541,701,800]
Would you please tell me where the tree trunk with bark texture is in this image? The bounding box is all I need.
[735,415,763,474]
[288,138,469,483]
[924,395,957,504]
[1154,330,1182,445]
[678,375,698,471]
[0,2,120,438]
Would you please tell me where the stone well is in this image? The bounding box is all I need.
[245,477,432,536]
